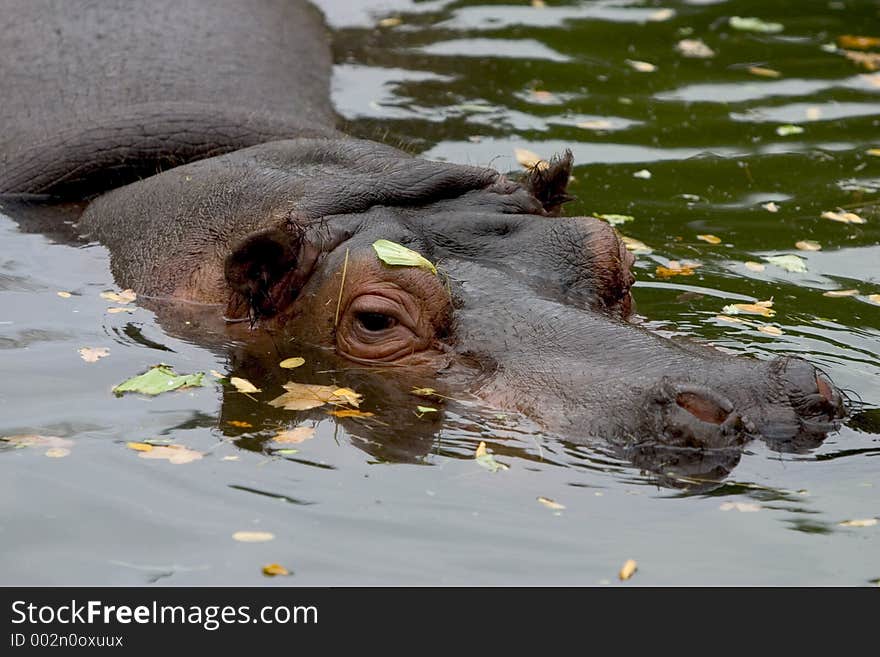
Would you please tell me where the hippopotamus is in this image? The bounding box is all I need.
[0,0,845,476]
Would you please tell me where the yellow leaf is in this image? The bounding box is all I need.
[279,357,305,369]
[210,370,226,379]
[537,496,565,510]
[722,303,776,317]
[755,299,774,308]
[269,382,363,411]
[231,377,261,394]
[233,531,275,543]
[866,148,880,156]
[262,563,291,577]
[45,447,71,458]
[795,240,822,251]
[576,119,614,130]
[822,210,866,224]
[620,236,652,254]
[107,306,136,314]
[126,442,154,452]
[227,420,253,428]
[838,35,880,50]
[675,39,715,58]
[823,289,859,297]
[474,440,508,472]
[78,347,110,362]
[100,289,137,304]
[625,59,656,72]
[619,559,638,581]
[57,291,72,298]
[744,261,766,272]
[697,234,722,244]
[371,240,437,274]
[648,8,675,21]
[868,294,880,304]
[377,16,402,28]
[839,518,878,527]
[328,409,375,418]
[514,147,549,171]
[411,387,437,397]
[272,427,315,444]
[842,49,880,70]
[655,261,701,279]
[758,325,784,336]
[747,66,781,78]
[715,315,745,324]
[137,444,203,464]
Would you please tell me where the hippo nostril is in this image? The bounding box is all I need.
[675,391,731,425]
[774,357,846,422]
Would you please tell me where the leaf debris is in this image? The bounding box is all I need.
[372,240,437,275]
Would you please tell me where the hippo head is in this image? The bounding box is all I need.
[79,137,846,475]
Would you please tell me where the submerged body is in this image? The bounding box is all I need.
[0,0,845,474]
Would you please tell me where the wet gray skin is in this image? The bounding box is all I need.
[0,0,848,481]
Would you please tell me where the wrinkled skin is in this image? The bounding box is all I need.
[0,0,846,482]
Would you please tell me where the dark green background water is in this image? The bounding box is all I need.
[1,0,878,585]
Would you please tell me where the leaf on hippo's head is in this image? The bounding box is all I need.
[372,240,437,274]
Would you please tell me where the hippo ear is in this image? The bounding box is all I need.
[521,150,574,216]
[224,225,304,322]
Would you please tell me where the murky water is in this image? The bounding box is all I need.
[1,0,878,585]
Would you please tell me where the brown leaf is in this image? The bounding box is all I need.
[514,148,549,171]
[44,447,71,458]
[262,563,291,577]
[100,289,137,304]
[795,240,822,251]
[656,260,701,278]
[838,35,880,50]
[131,443,204,464]
[78,347,110,363]
[697,234,722,244]
[327,409,375,418]
[227,420,253,428]
[822,210,866,224]
[619,559,638,581]
[843,49,880,71]
[823,289,859,297]
[269,382,363,411]
[747,66,781,78]
[272,427,315,444]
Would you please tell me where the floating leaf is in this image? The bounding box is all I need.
[656,260,701,279]
[100,289,137,304]
[721,303,776,317]
[262,563,291,577]
[620,236,652,254]
[716,314,745,324]
[57,291,72,298]
[839,518,878,527]
[269,382,363,411]
[113,365,205,396]
[764,254,808,273]
[222,455,240,461]
[805,106,822,121]
[537,496,565,510]
[868,294,880,304]
[272,427,315,444]
[107,306,136,314]
[412,387,437,397]
[514,147,549,171]
[416,406,438,414]
[474,441,508,472]
[529,89,557,104]
[761,202,780,213]
[45,447,71,458]
[838,35,880,50]
[233,531,275,543]
[744,261,766,272]
[843,50,880,71]
[795,240,822,251]
[327,409,375,418]
[2,435,73,458]
[821,210,866,224]
[747,66,781,78]
[134,443,204,464]
[279,357,305,369]
[575,119,614,130]
[594,213,634,226]
[230,377,261,394]
[675,38,715,58]
[648,8,675,22]
[632,169,652,179]
[210,370,226,379]
[758,325,784,336]
[625,59,657,72]
[377,16,401,28]
[371,239,437,275]
[866,148,880,156]
[227,420,253,428]
[775,124,804,136]
[823,289,859,297]
[697,234,722,244]
[79,347,109,363]
[729,16,783,33]
[619,559,638,581]
[720,502,761,512]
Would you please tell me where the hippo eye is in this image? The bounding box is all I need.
[356,312,398,332]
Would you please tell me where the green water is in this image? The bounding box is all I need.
[0,0,878,585]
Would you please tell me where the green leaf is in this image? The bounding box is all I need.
[764,254,808,273]
[416,406,438,413]
[775,124,804,136]
[113,365,205,396]
[372,240,437,274]
[729,16,784,33]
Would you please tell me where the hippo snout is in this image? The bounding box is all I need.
[643,356,846,450]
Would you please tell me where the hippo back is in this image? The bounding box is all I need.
[0,0,339,197]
